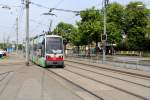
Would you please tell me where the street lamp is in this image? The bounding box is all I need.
[0,4,11,50]
[1,5,20,53]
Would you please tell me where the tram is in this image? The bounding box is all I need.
[30,34,64,68]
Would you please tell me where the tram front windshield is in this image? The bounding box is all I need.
[46,37,63,54]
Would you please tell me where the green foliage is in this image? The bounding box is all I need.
[78,7,103,45]
[107,22,122,44]
[51,1,150,51]
[146,17,150,39]
[125,1,149,50]
[18,44,23,50]
[53,22,77,44]
[0,43,3,49]
[70,30,81,46]
[107,2,125,29]
[106,3,124,45]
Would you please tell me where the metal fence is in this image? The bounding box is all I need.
[66,53,150,71]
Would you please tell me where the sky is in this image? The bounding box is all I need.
[0,0,150,43]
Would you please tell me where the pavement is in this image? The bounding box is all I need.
[0,53,83,100]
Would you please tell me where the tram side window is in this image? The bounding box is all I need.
[33,44,37,51]
[37,43,42,57]
[37,40,45,57]
[41,39,45,57]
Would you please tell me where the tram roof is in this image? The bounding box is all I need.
[46,35,62,38]
[30,34,62,40]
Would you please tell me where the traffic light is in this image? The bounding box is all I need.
[63,39,68,44]
[101,34,107,41]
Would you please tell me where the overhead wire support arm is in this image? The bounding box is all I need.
[0,4,11,10]
[49,8,80,14]
[29,2,49,9]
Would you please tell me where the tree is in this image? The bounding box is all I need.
[77,7,103,54]
[106,2,124,45]
[145,15,150,51]
[53,22,76,43]
[70,29,82,54]
[145,5,150,40]
[53,22,77,54]
[124,1,149,51]
[107,22,122,44]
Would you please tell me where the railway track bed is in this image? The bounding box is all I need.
[47,60,150,100]
[65,58,150,78]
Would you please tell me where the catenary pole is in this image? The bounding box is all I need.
[102,0,109,63]
[49,20,52,34]
[16,17,18,53]
[25,0,30,66]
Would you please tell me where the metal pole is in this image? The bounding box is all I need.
[16,17,18,53]
[25,0,29,66]
[49,20,52,34]
[102,0,108,64]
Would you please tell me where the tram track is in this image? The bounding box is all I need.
[0,65,26,97]
[48,68,148,100]
[63,64,150,100]
[47,69,104,100]
[66,63,150,88]
[0,72,14,97]
[65,60,150,80]
[0,71,13,82]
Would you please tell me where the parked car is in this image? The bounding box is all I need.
[0,49,7,58]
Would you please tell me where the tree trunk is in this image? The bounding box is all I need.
[64,44,67,56]
[88,43,90,57]
[77,46,80,56]
[96,41,98,56]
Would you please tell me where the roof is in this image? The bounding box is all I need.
[46,35,62,38]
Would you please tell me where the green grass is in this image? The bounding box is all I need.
[116,51,150,57]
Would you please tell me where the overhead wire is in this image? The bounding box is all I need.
[30,17,49,36]
[29,0,83,36]
[17,2,25,37]
[29,0,65,35]
[27,1,50,36]
[17,3,25,42]
[30,19,49,27]
[6,2,25,42]
[53,0,65,8]
[30,2,49,9]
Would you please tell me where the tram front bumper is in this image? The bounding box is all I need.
[46,60,64,66]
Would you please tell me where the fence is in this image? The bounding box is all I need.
[66,53,150,71]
